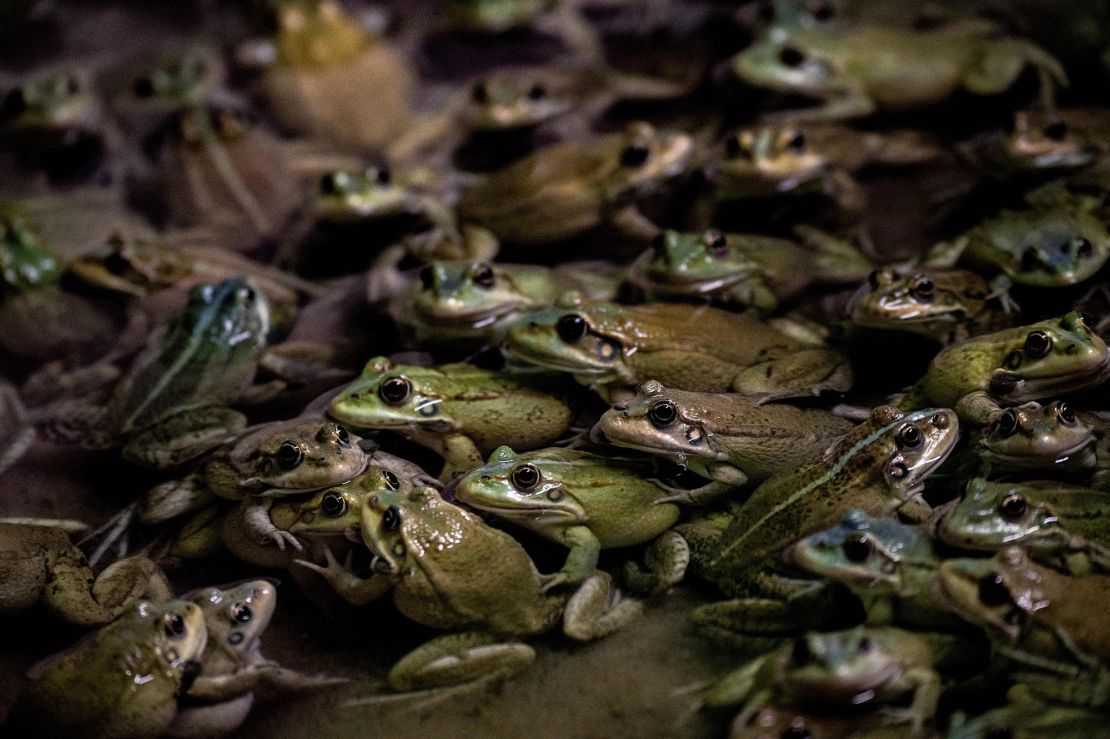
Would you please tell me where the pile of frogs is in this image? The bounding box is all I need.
[4,0,1110,736]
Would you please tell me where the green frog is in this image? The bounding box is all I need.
[327,356,577,480]
[11,599,208,738]
[454,445,690,593]
[970,401,1099,478]
[0,522,171,626]
[702,627,941,737]
[294,486,643,691]
[625,226,872,312]
[458,121,694,246]
[937,479,1110,575]
[731,21,1066,121]
[592,380,853,499]
[503,294,852,402]
[898,312,1110,425]
[848,266,1015,345]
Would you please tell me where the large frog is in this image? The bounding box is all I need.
[625,226,872,312]
[592,380,853,499]
[454,445,690,592]
[899,312,1110,425]
[502,295,852,402]
[937,479,1110,575]
[969,401,1100,479]
[10,599,208,738]
[294,486,643,690]
[731,21,1066,121]
[458,121,694,246]
[327,356,577,480]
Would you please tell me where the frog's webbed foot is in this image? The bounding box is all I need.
[294,545,393,606]
[242,499,302,552]
[732,349,852,403]
[387,632,535,692]
[563,570,644,641]
[622,531,690,596]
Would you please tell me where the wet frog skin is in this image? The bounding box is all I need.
[970,401,1098,478]
[502,295,852,402]
[960,109,1103,179]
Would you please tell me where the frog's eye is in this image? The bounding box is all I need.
[382,505,402,531]
[379,377,412,406]
[977,573,1011,607]
[556,314,589,343]
[620,143,651,168]
[472,264,495,288]
[704,230,728,255]
[790,638,812,666]
[1073,238,1094,258]
[648,400,678,427]
[134,76,156,98]
[1043,121,1068,140]
[382,470,399,490]
[230,603,253,623]
[511,464,541,491]
[0,88,27,120]
[778,46,806,68]
[840,535,872,562]
[527,84,546,100]
[911,277,934,300]
[785,132,806,152]
[866,269,883,290]
[374,167,391,185]
[996,410,1019,437]
[164,612,187,637]
[896,424,922,449]
[857,635,872,652]
[1057,402,1076,424]
[999,494,1027,520]
[335,425,351,445]
[321,491,347,517]
[104,251,132,275]
[276,441,304,469]
[65,76,81,95]
[471,83,489,104]
[1023,330,1051,359]
[319,173,339,195]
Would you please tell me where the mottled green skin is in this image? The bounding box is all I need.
[697,407,958,599]
[938,479,1110,573]
[594,380,853,487]
[12,600,207,739]
[900,312,1110,425]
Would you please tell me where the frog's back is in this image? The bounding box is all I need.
[621,303,803,361]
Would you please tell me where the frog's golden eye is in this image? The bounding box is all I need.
[471,83,489,104]
[472,264,495,288]
[382,505,402,531]
[379,377,412,406]
[164,612,187,637]
[1073,238,1094,258]
[996,410,1019,437]
[911,277,934,300]
[0,88,27,120]
[321,491,347,517]
[230,602,253,623]
[896,424,922,449]
[840,535,872,562]
[556,314,589,343]
[527,84,546,100]
[999,494,1027,520]
[620,143,651,168]
[1043,120,1068,140]
[1023,330,1051,359]
[276,441,304,469]
[1056,402,1076,424]
[134,76,156,98]
[778,46,805,68]
[382,470,399,490]
[977,573,1011,607]
[511,464,541,491]
[648,400,677,427]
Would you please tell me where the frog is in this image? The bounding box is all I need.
[731,20,1067,121]
[969,401,1100,479]
[294,486,643,691]
[848,266,1015,345]
[898,312,1110,426]
[327,356,578,480]
[937,479,1110,575]
[946,689,1110,739]
[453,445,691,593]
[389,258,619,350]
[625,226,872,313]
[0,522,172,626]
[591,380,854,500]
[458,121,694,246]
[702,627,941,738]
[687,406,957,636]
[167,579,341,737]
[937,547,1110,706]
[10,599,208,738]
[502,294,852,403]
[959,109,1103,181]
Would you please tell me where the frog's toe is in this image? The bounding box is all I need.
[387,632,535,692]
[563,571,644,641]
[623,531,689,596]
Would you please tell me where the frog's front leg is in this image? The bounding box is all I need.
[562,570,644,641]
[954,390,1004,426]
[294,545,394,606]
[438,434,486,482]
[242,497,302,551]
[387,632,536,692]
[700,653,771,710]
[732,348,852,403]
[609,203,663,242]
[544,525,601,592]
[652,473,738,506]
[884,666,941,737]
[623,530,690,595]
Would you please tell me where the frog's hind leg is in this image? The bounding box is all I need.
[563,570,645,641]
[79,502,138,567]
[623,530,690,596]
[732,348,853,404]
[386,632,536,692]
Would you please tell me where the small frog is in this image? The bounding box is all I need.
[11,599,208,738]
[702,627,941,738]
[959,109,1103,180]
[328,356,577,480]
[294,486,643,690]
[454,445,690,592]
[937,479,1110,575]
[848,266,1014,345]
[592,380,853,499]
[899,312,1110,425]
[458,121,694,246]
[0,522,171,626]
[970,401,1099,478]
[503,294,852,402]
[625,226,872,312]
[732,21,1066,121]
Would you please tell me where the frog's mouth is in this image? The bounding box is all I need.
[1006,349,1110,400]
[414,303,521,328]
[501,343,617,376]
[462,497,586,525]
[785,662,902,704]
[980,435,1096,469]
[628,251,750,294]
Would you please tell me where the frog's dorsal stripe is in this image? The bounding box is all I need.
[712,408,943,565]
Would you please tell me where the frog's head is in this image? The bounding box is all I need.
[412,261,539,326]
[444,0,544,33]
[987,313,1110,402]
[0,71,97,132]
[714,125,828,190]
[779,627,900,704]
[358,486,460,576]
[502,298,629,382]
[290,466,404,536]
[233,419,368,494]
[731,26,839,97]
[849,268,989,332]
[131,599,208,677]
[0,216,60,295]
[788,509,928,591]
[592,381,712,461]
[937,548,1044,642]
[175,106,253,148]
[461,72,572,132]
[453,446,588,528]
[316,167,413,221]
[132,51,215,106]
[978,401,1094,468]
[606,122,694,201]
[186,579,277,664]
[998,111,1101,173]
[1003,212,1109,286]
[180,277,271,350]
[328,358,461,434]
[937,479,1066,552]
[644,230,762,289]
[67,232,192,297]
[270,0,370,67]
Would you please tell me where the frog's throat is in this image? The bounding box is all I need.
[979,436,1097,469]
[500,344,621,377]
[1010,349,1110,400]
[711,408,954,567]
[413,305,516,328]
[255,456,372,497]
[462,498,585,525]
